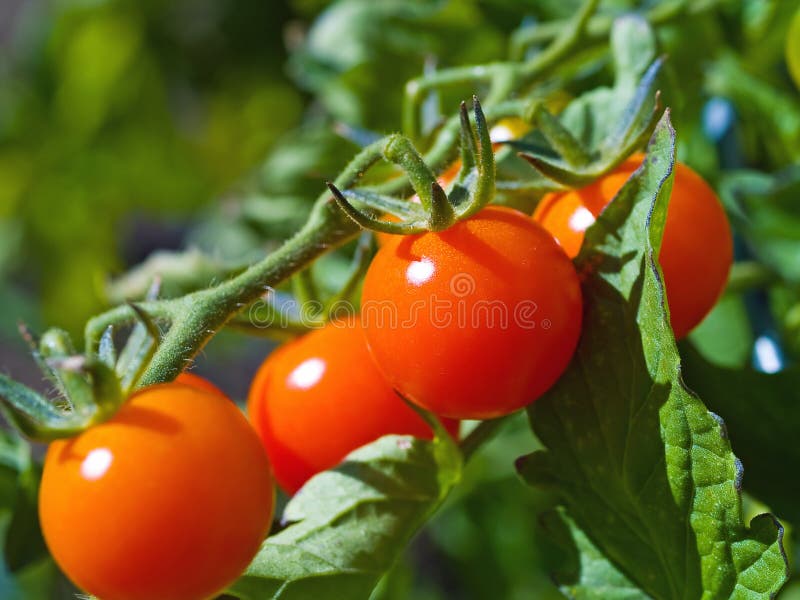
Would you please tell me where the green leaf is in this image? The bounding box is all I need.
[706,54,800,165]
[680,343,800,526]
[539,510,648,600]
[687,294,754,369]
[559,14,658,150]
[718,167,800,284]
[518,17,662,188]
[0,431,57,599]
[228,434,461,599]
[519,112,788,599]
[287,0,504,130]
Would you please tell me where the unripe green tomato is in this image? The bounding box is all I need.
[788,6,800,90]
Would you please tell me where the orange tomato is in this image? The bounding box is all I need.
[533,153,733,338]
[247,318,459,495]
[40,384,274,600]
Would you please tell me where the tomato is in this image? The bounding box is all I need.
[39,383,274,600]
[788,6,800,90]
[362,205,582,420]
[533,153,733,339]
[247,318,459,495]
[176,372,225,396]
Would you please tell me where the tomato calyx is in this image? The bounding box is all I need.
[0,351,123,442]
[328,96,496,236]
[0,299,167,442]
[518,57,664,189]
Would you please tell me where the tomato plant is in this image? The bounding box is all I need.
[1,1,798,599]
[39,383,274,600]
[248,319,459,494]
[362,206,582,420]
[533,154,733,338]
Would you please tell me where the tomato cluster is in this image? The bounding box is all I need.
[38,142,732,599]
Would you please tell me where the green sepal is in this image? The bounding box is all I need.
[382,134,439,212]
[457,97,496,219]
[117,302,162,393]
[519,57,662,188]
[428,181,456,231]
[98,326,116,369]
[341,189,426,220]
[528,103,592,167]
[0,376,84,442]
[457,100,479,176]
[83,360,125,422]
[39,328,93,413]
[328,182,429,235]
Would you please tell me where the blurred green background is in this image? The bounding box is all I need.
[0,0,304,337]
[2,0,800,598]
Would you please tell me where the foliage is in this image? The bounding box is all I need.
[1,0,800,599]
[520,116,786,598]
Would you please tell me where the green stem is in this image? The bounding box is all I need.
[518,0,599,80]
[86,141,389,387]
[293,268,320,307]
[85,302,178,356]
[460,414,515,461]
[403,64,496,140]
[138,199,359,386]
[325,233,373,315]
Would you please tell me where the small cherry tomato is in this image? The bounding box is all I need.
[39,384,274,600]
[247,318,459,495]
[362,205,583,420]
[176,372,225,396]
[532,153,733,339]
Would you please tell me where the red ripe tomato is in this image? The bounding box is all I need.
[39,384,274,600]
[362,205,583,420]
[533,153,733,338]
[247,319,459,495]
